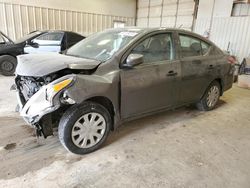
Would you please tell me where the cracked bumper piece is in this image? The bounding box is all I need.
[18,86,60,125]
[17,75,75,125]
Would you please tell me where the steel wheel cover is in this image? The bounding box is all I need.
[206,86,220,108]
[1,61,14,71]
[71,112,106,149]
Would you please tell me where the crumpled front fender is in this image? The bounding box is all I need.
[64,72,120,127]
[66,73,119,105]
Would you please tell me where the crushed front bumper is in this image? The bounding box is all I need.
[17,85,60,126]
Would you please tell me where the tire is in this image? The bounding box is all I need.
[233,75,238,83]
[196,81,221,111]
[58,101,111,155]
[0,55,17,76]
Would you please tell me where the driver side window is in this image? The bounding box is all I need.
[131,33,174,64]
[33,32,63,45]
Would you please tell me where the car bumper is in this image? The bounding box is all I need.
[223,66,235,92]
[17,86,60,125]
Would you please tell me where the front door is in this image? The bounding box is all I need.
[24,32,64,54]
[120,33,181,119]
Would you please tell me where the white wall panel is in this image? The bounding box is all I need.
[162,4,177,16]
[148,17,161,27]
[136,0,195,30]
[137,7,149,17]
[138,0,149,8]
[136,18,148,27]
[0,2,135,40]
[195,17,250,61]
[150,0,162,6]
[161,16,176,27]
[176,15,193,28]
[149,6,162,17]
[0,0,136,18]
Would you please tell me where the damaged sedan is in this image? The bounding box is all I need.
[14,28,234,154]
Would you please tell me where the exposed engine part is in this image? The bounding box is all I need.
[15,68,93,105]
[16,74,58,102]
[60,92,76,104]
[15,68,94,138]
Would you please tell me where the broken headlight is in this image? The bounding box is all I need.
[46,76,75,103]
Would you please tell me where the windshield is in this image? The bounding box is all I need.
[66,29,141,61]
[15,31,42,43]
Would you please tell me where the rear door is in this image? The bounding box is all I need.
[177,33,217,104]
[120,32,181,119]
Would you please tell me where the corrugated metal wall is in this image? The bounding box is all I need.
[0,2,135,40]
[136,0,196,30]
[195,16,250,61]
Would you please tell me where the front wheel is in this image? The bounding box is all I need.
[58,102,111,155]
[196,81,221,111]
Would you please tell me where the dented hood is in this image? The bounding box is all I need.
[16,53,101,76]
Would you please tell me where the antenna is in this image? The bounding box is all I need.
[178,24,183,29]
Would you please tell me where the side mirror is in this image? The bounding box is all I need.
[124,53,144,68]
[26,40,39,48]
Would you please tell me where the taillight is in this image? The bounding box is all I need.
[227,55,237,64]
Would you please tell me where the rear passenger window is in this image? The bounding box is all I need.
[201,41,210,54]
[179,34,210,58]
[132,33,174,63]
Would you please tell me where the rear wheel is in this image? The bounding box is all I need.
[58,102,111,155]
[0,55,17,76]
[196,81,221,111]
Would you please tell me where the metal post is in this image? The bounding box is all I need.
[147,0,151,27]
[175,0,180,28]
[160,0,164,27]
[191,0,199,32]
[208,0,216,39]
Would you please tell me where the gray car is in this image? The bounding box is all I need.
[14,28,234,154]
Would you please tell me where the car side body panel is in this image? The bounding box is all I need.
[61,29,233,128]
[15,28,234,133]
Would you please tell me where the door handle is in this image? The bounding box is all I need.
[208,64,214,69]
[192,60,202,65]
[166,70,177,76]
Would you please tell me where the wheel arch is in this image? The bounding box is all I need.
[199,78,224,101]
[85,96,115,130]
[0,53,17,59]
[213,78,224,95]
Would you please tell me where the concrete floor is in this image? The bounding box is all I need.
[0,75,250,188]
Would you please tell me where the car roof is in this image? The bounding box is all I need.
[107,27,191,33]
[106,27,213,45]
[29,30,83,36]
